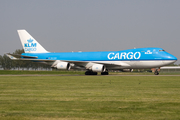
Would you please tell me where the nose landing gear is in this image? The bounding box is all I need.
[154,69,159,75]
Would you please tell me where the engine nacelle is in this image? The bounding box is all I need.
[57,62,71,70]
[92,64,105,72]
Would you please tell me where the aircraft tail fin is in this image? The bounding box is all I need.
[17,30,48,53]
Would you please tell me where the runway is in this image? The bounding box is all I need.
[0,74,180,76]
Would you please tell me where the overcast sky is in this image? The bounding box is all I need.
[0,0,180,64]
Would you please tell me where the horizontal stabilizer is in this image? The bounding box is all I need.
[6,53,38,59]
[6,53,18,60]
[21,55,38,59]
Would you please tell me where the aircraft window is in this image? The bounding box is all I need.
[159,50,165,52]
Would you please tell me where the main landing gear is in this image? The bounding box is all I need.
[101,72,109,75]
[85,70,97,75]
[101,69,109,75]
[85,69,109,75]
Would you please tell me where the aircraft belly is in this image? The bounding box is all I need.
[105,60,176,69]
[132,61,164,69]
[162,60,176,66]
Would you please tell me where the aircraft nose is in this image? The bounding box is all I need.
[162,53,177,65]
[169,54,177,61]
[166,54,178,64]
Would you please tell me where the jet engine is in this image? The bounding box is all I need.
[57,62,71,70]
[92,64,105,72]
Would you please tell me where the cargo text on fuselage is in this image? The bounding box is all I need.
[107,52,141,60]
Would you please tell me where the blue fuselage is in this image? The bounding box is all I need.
[21,48,177,62]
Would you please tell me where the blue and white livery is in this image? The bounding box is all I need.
[7,30,177,75]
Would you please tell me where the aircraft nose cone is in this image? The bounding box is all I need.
[167,54,178,65]
[162,54,177,65]
[169,54,177,61]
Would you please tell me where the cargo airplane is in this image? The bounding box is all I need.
[6,30,177,75]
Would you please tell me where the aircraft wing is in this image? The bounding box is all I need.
[6,53,130,69]
[54,60,131,69]
[63,60,130,66]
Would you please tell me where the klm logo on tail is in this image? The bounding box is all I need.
[24,38,37,52]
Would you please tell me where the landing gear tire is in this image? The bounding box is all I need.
[101,69,109,75]
[101,72,109,75]
[154,70,159,75]
[85,71,97,75]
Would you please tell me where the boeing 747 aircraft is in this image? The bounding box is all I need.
[7,30,177,75]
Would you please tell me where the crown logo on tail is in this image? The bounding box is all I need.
[27,38,33,43]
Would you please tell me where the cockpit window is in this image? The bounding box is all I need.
[159,50,165,52]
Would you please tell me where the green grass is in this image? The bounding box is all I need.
[0,76,180,119]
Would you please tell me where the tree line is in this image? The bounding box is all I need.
[0,49,51,70]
